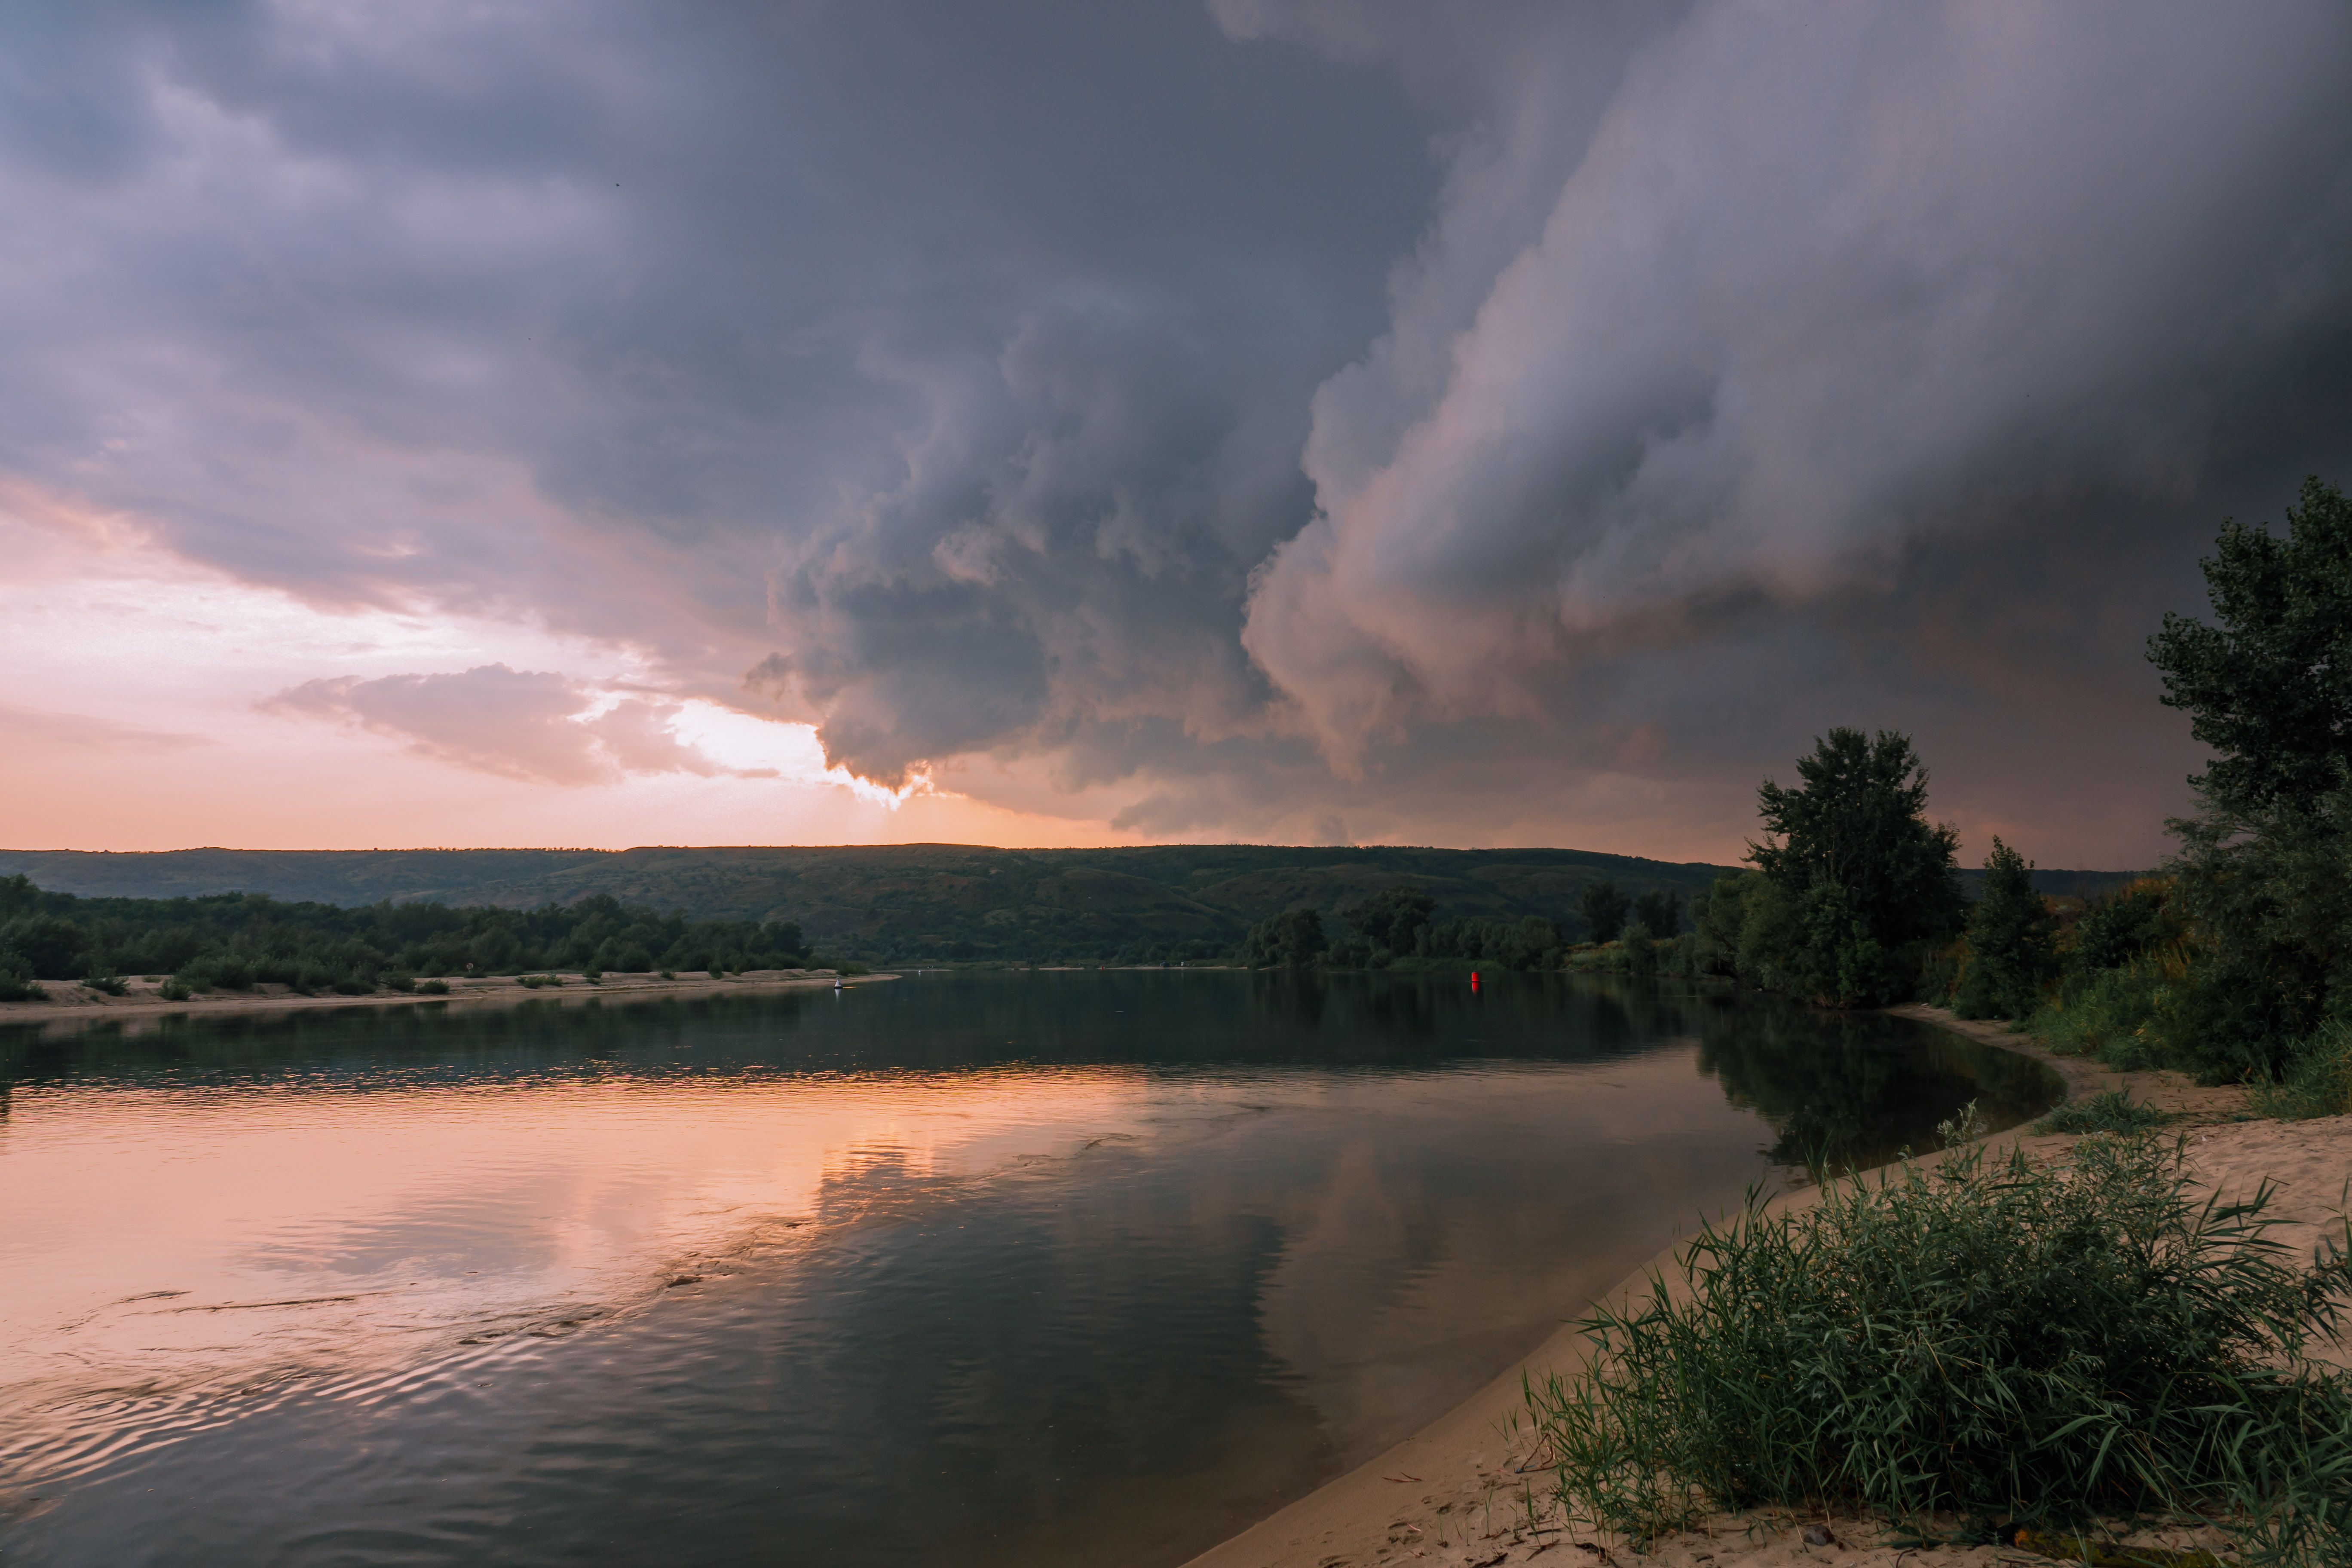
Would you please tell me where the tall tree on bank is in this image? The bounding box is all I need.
[2150,476,2352,816]
[1746,729,1964,1006]
[1954,838,2058,1022]
[2147,478,2352,1078]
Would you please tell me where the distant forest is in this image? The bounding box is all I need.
[0,876,810,995]
[0,843,2133,981]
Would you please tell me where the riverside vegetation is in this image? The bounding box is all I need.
[1510,478,2352,1565]
[0,882,823,1001]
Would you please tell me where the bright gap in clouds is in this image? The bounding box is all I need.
[0,484,1105,851]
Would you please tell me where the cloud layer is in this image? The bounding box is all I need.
[6,1,2351,861]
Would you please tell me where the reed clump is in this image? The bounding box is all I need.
[2034,1090,2172,1136]
[1526,1139,2352,1559]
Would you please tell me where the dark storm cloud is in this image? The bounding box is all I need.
[8,1,2352,859]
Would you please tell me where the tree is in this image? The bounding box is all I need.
[1577,880,1631,944]
[1633,888,1681,937]
[2149,476,2352,815]
[1747,729,1963,1005]
[1344,886,1435,955]
[2147,478,2352,1079]
[1239,907,1328,969]
[1954,838,2058,1022]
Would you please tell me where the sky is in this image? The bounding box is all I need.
[5,0,2350,867]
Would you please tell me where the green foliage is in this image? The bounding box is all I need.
[80,969,129,996]
[2033,965,2179,1070]
[1238,907,1328,969]
[1633,888,1681,937]
[2150,476,2352,817]
[156,977,193,1001]
[0,953,45,1002]
[0,845,1736,967]
[2075,882,2171,972]
[1620,921,1658,982]
[0,875,809,988]
[1688,874,1755,977]
[415,978,450,995]
[2251,1018,2352,1121]
[2034,1089,2171,1135]
[1578,879,1631,944]
[2132,479,2352,1082]
[1342,885,1435,955]
[1526,1139,2352,1549]
[1744,729,1963,1005]
[1954,838,2059,1021]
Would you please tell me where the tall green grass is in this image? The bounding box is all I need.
[2252,1019,2352,1121]
[1525,1139,2352,1557]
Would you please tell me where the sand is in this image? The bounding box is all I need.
[1184,1006,2352,1568]
[0,967,889,1034]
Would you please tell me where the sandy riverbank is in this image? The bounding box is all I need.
[0,967,892,1035]
[1185,1006,2352,1568]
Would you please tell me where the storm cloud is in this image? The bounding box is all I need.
[6,1,2352,861]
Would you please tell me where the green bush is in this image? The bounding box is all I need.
[81,969,129,996]
[0,954,46,1001]
[2251,1018,2352,1121]
[414,978,450,995]
[2034,1089,2171,1135]
[2032,964,2179,1068]
[157,977,193,1001]
[1526,1139,2352,1547]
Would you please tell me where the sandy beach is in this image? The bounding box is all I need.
[0,967,892,1035]
[1185,1008,2352,1568]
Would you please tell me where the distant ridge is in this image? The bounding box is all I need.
[0,845,2144,964]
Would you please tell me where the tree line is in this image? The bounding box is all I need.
[0,883,813,1000]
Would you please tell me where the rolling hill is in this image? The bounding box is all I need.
[0,845,2143,965]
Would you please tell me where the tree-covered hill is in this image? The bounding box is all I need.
[0,844,1734,964]
[0,843,2139,967]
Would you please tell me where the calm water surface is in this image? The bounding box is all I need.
[0,971,2053,1566]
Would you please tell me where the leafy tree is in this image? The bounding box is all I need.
[1238,907,1328,969]
[1746,729,1963,1005]
[2145,479,2352,1079]
[2149,476,2352,815]
[2165,785,2352,1081]
[1344,885,1435,956]
[1954,838,2058,1021]
[1577,880,1632,944]
[1633,888,1681,937]
[1689,875,1755,977]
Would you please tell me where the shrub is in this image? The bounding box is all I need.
[2252,1018,2352,1121]
[414,978,450,995]
[81,969,129,996]
[1526,1139,2352,1547]
[2034,1089,2171,1135]
[158,977,193,1001]
[1620,921,1659,983]
[383,971,416,992]
[0,954,46,1001]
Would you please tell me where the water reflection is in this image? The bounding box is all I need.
[0,973,2053,1568]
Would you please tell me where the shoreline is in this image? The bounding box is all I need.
[1182,1004,2328,1568]
[0,968,894,1035]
